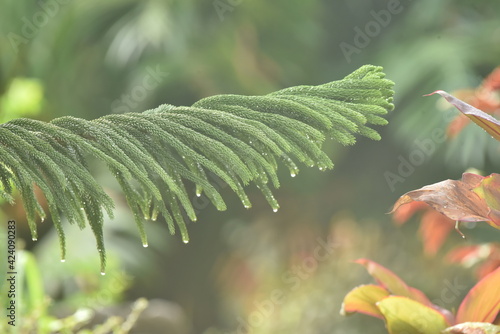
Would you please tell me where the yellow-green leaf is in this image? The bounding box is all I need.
[377,296,450,334]
[341,284,390,319]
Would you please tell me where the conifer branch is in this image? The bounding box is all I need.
[0,65,394,272]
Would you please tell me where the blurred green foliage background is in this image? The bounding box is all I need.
[0,0,499,333]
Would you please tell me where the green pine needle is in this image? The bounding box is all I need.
[0,65,394,272]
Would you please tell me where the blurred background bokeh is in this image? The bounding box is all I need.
[1,0,499,333]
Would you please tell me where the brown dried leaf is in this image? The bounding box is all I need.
[391,173,490,225]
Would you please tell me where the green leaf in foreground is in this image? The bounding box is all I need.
[341,284,390,319]
[377,296,450,334]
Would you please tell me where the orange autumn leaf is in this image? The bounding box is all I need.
[392,201,455,255]
[391,201,428,225]
[419,209,455,256]
[482,67,500,92]
[446,243,500,280]
[355,259,432,306]
[456,266,500,324]
[354,259,455,324]
[447,113,470,139]
[342,260,500,332]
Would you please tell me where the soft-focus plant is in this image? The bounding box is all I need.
[341,259,500,334]
[343,70,500,334]
[0,249,140,334]
[391,67,500,258]
[392,87,500,234]
[445,243,500,280]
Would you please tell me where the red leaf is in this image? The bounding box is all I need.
[419,210,455,256]
[445,243,500,279]
[355,259,432,306]
[448,113,472,138]
[446,245,493,265]
[354,259,455,325]
[391,201,429,225]
[477,260,500,282]
[482,66,500,92]
[446,244,500,280]
[391,202,455,255]
[426,90,500,142]
[456,266,500,323]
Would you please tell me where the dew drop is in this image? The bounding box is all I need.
[41,217,45,222]
[196,192,201,197]
[60,259,66,263]
[32,237,37,241]
[142,243,149,248]
[291,173,296,177]
[455,221,466,239]
[100,272,106,276]
[183,239,189,244]
[151,209,159,221]
[273,208,278,213]
[240,194,252,209]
